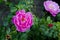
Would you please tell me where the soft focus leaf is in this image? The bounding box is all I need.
[47,16,52,24]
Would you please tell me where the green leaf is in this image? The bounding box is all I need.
[57,14,60,21]
[10,7,17,13]
[47,16,52,24]
[53,32,58,38]
[3,21,8,27]
[52,26,57,30]
[6,27,10,34]
[20,33,27,40]
[0,0,3,3]
[56,22,60,30]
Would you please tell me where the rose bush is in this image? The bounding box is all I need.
[1,0,60,40]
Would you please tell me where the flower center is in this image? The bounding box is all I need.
[21,17,25,22]
[49,4,54,9]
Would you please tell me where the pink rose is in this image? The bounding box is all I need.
[44,1,60,17]
[12,9,33,32]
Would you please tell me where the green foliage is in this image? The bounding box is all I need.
[56,22,60,31]
[47,16,52,24]
[57,13,60,21]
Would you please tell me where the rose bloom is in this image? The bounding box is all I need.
[44,1,60,17]
[12,9,33,32]
[48,24,53,28]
